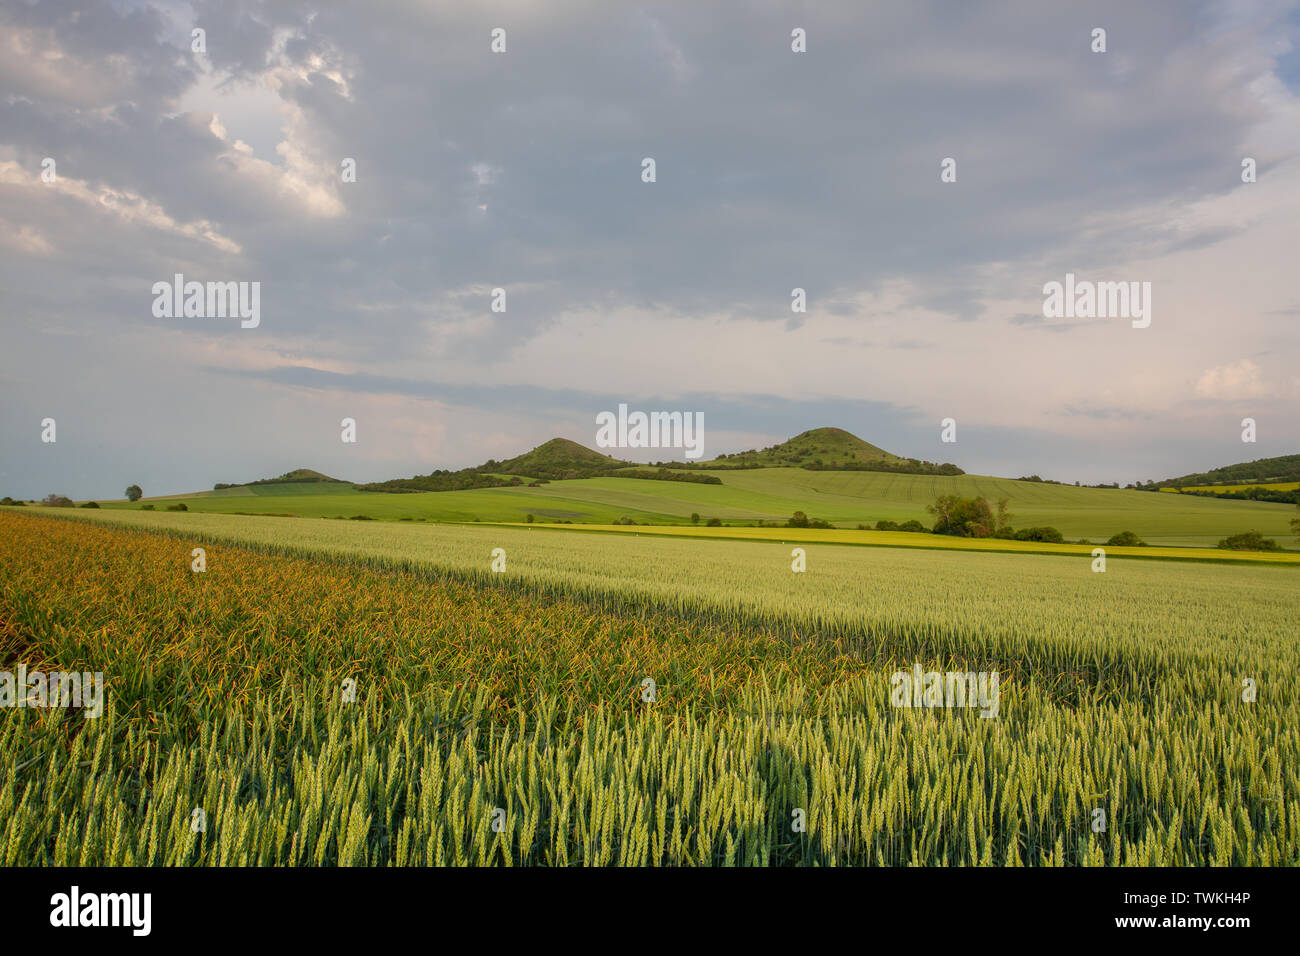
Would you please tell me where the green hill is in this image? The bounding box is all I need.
[705,427,963,475]
[213,468,345,490]
[1147,454,1300,489]
[493,438,628,479]
[76,429,1296,548]
[356,438,632,493]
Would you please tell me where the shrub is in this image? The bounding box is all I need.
[786,511,833,529]
[1014,526,1064,543]
[706,517,722,527]
[140,504,155,511]
[875,520,899,531]
[898,520,926,533]
[0,497,25,507]
[1106,531,1147,547]
[167,503,189,512]
[1218,531,1280,552]
[348,514,373,521]
[42,494,74,508]
[79,501,100,509]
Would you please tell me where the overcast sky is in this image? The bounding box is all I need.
[2,0,1299,498]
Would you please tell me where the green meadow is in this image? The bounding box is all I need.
[95,467,1299,549]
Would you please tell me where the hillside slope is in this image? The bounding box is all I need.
[97,467,1298,547]
[1150,453,1300,488]
[703,427,963,475]
[355,438,632,492]
[213,468,346,490]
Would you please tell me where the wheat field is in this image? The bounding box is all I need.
[1,510,1296,865]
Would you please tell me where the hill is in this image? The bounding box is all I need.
[1143,453,1300,503]
[1147,453,1300,488]
[355,438,633,493]
[702,427,963,475]
[493,438,628,479]
[213,468,345,490]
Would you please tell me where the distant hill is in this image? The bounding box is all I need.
[1141,453,1300,503]
[493,438,626,479]
[1145,454,1300,489]
[214,468,345,490]
[701,427,964,476]
[360,428,964,493]
[355,438,634,493]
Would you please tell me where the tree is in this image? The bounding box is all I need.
[41,494,74,508]
[690,512,700,525]
[125,484,143,502]
[927,494,997,537]
[995,498,1014,536]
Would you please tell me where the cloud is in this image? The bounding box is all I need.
[2,0,1300,497]
[1194,359,1273,399]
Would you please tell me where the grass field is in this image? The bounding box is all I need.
[1,508,1296,865]
[88,468,1300,549]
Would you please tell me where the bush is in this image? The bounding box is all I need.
[927,495,998,537]
[875,519,899,531]
[614,516,638,525]
[347,514,373,520]
[706,517,722,527]
[167,503,189,512]
[786,511,833,529]
[0,497,25,506]
[1218,530,1280,552]
[898,520,926,533]
[42,494,74,508]
[1106,531,1147,547]
[1014,526,1064,543]
[79,501,100,509]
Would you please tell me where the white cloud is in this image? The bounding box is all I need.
[1194,358,1272,399]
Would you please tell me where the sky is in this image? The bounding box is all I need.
[1,0,1298,499]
